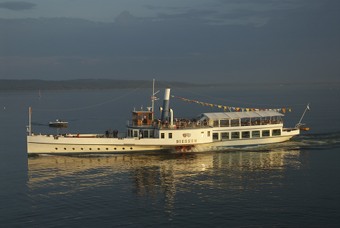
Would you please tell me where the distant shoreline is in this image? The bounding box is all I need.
[0,79,206,91]
[0,79,339,91]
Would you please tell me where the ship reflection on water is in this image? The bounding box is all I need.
[27,150,304,210]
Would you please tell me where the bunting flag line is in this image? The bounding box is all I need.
[171,95,292,113]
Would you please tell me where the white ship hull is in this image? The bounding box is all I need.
[27,127,299,155]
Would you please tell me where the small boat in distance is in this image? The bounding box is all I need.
[49,119,68,128]
[27,81,309,155]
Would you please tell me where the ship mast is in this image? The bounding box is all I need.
[28,106,32,136]
[151,79,159,121]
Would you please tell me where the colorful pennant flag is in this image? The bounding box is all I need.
[171,95,292,113]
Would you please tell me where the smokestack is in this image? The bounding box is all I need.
[161,88,170,122]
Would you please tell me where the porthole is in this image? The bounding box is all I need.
[106,148,109,150]
[130,147,133,150]
[89,148,92,150]
[64,148,67,150]
[123,147,125,150]
[55,148,58,150]
[114,148,117,150]
[72,148,75,150]
[81,148,83,150]
[97,148,100,150]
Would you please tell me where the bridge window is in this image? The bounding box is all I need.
[213,120,219,127]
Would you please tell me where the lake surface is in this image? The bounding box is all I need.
[1,84,340,227]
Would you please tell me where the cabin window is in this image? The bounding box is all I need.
[213,133,218,141]
[252,131,260,138]
[262,117,271,125]
[161,133,165,139]
[272,129,281,136]
[213,133,219,141]
[150,131,154,138]
[251,118,261,126]
[231,119,239,127]
[271,116,282,124]
[242,131,250,139]
[169,133,173,139]
[133,130,138,137]
[207,131,211,137]
[262,130,270,137]
[221,132,229,140]
[241,118,251,126]
[231,132,240,139]
[143,130,149,138]
[213,120,219,127]
[220,119,229,127]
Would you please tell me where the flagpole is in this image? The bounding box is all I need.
[28,106,32,136]
[152,79,155,121]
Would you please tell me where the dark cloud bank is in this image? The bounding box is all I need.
[0,1,36,11]
[0,1,339,83]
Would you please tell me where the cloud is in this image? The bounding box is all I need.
[115,11,140,25]
[0,1,36,11]
[143,0,314,27]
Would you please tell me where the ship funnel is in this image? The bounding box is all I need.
[160,88,171,122]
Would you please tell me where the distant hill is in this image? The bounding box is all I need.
[0,79,207,91]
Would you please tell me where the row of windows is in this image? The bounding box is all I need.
[212,117,283,127]
[55,147,133,151]
[212,129,281,141]
[128,129,155,138]
[161,132,172,139]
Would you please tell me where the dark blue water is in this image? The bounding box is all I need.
[1,84,340,227]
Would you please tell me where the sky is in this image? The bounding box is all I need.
[0,0,339,83]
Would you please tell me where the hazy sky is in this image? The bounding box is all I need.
[0,0,339,83]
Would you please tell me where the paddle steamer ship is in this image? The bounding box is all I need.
[27,86,304,155]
